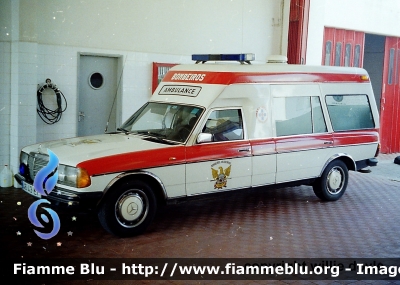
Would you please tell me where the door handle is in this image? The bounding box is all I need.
[238,148,250,152]
[324,141,333,145]
[78,111,85,122]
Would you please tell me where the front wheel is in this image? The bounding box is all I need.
[313,160,348,201]
[98,180,157,237]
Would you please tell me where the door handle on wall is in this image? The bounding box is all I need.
[78,111,85,122]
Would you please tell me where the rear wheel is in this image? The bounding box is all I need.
[98,180,157,237]
[313,160,348,201]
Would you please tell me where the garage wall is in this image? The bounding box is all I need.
[18,0,284,58]
[306,0,400,65]
[0,0,288,179]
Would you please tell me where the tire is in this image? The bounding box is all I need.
[98,180,157,237]
[313,160,348,201]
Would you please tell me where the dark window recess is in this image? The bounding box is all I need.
[335,42,342,66]
[344,43,351,67]
[324,41,332,66]
[354,45,361,67]
[89,72,104,89]
[388,48,395,85]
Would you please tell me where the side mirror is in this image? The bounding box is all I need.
[197,133,212,144]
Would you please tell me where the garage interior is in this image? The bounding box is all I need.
[2,0,400,284]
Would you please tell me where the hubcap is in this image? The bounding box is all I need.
[327,167,344,194]
[115,189,148,228]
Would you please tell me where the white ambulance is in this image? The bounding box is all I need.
[15,54,380,237]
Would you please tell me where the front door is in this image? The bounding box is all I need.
[185,108,252,195]
[78,55,118,136]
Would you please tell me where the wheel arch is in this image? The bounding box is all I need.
[98,171,168,207]
[320,153,356,176]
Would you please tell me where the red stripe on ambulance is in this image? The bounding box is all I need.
[163,71,369,85]
[77,146,186,176]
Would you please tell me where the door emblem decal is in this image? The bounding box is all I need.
[211,161,232,189]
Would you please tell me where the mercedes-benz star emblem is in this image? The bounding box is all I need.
[127,202,138,215]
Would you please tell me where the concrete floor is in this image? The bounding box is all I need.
[1,153,400,284]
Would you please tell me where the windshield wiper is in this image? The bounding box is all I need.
[117,127,130,134]
[136,131,178,145]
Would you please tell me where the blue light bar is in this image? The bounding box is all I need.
[192,53,255,63]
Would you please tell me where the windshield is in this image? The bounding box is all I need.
[119,102,203,143]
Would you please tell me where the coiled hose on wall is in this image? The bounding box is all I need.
[37,78,67,124]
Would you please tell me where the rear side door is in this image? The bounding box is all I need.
[272,84,333,183]
[185,108,252,195]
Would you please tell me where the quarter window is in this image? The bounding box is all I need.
[326,95,375,131]
[203,109,243,141]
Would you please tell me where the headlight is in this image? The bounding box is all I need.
[58,165,91,188]
[19,151,29,177]
[20,151,29,165]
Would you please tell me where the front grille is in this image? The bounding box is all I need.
[28,152,49,181]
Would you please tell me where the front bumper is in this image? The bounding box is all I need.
[15,173,103,208]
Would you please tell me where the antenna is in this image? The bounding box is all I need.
[105,54,128,133]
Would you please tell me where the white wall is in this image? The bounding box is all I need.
[18,0,284,59]
[307,0,400,65]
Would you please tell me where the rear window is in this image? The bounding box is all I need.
[325,94,375,131]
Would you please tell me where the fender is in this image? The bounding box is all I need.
[320,153,356,176]
[98,171,168,206]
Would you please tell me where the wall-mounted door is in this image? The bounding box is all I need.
[78,55,118,136]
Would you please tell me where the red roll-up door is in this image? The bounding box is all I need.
[322,28,364,67]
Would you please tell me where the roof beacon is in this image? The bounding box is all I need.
[192,53,255,64]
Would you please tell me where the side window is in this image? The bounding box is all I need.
[274,96,327,136]
[326,95,375,131]
[203,109,243,141]
[274,97,312,136]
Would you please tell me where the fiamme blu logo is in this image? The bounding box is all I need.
[27,149,61,240]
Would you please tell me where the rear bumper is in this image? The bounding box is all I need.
[15,173,102,208]
[356,158,378,170]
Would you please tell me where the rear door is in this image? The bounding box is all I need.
[272,85,333,182]
[78,55,118,136]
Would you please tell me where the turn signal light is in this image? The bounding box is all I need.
[77,168,91,188]
[360,75,369,81]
